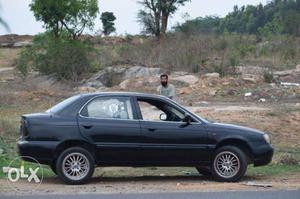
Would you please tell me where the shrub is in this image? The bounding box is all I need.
[263,71,274,83]
[17,32,97,81]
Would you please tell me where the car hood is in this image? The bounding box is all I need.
[210,122,265,135]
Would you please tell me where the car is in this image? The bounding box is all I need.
[18,92,273,184]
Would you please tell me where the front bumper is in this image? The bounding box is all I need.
[251,143,274,166]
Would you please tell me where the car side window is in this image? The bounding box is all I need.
[138,101,165,121]
[81,97,134,120]
[138,99,185,122]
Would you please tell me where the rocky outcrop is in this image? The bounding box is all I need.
[83,65,163,88]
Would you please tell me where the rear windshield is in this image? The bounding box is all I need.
[46,95,81,113]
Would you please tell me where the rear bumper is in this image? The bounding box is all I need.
[251,143,274,166]
[17,140,58,165]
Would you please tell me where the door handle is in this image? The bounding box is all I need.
[148,128,157,132]
[82,125,93,129]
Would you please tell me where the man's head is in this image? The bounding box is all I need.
[160,74,168,87]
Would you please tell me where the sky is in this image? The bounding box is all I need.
[0,0,269,36]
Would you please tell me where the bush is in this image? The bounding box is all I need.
[274,153,299,166]
[263,71,274,83]
[17,32,97,81]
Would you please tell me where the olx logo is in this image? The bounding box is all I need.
[3,165,40,183]
[2,156,43,192]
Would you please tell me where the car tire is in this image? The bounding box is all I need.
[196,166,211,176]
[211,146,247,182]
[56,147,95,185]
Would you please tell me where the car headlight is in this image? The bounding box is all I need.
[263,133,271,144]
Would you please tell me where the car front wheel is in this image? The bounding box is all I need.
[211,146,247,182]
[56,147,95,184]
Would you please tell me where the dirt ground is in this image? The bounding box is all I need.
[1,171,300,195]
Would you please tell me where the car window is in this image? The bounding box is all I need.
[138,101,165,121]
[46,95,81,113]
[138,99,185,122]
[81,97,134,120]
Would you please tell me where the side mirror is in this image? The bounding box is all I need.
[160,113,167,121]
[182,114,192,124]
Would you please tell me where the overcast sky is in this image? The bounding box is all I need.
[0,0,269,36]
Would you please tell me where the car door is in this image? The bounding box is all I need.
[77,95,141,164]
[135,97,210,165]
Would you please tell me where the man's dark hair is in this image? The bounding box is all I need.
[160,74,168,79]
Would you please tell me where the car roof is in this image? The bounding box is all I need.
[78,92,169,100]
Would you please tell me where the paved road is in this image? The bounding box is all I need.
[1,190,300,199]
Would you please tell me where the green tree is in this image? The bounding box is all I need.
[100,12,116,36]
[138,0,190,37]
[17,32,96,81]
[30,0,98,39]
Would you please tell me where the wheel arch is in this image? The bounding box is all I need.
[54,140,96,163]
[215,138,253,163]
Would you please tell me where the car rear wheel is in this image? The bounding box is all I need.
[211,146,247,182]
[56,147,94,184]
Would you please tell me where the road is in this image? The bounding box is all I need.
[1,190,300,199]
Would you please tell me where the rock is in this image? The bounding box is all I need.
[269,83,276,88]
[119,79,131,90]
[178,87,193,95]
[84,66,162,88]
[280,82,300,87]
[172,71,189,76]
[13,40,32,47]
[209,90,217,96]
[124,66,162,79]
[258,98,266,102]
[78,86,97,93]
[244,182,272,188]
[204,73,220,78]
[236,66,268,76]
[173,75,199,85]
[243,77,256,84]
[245,92,252,97]
[274,66,300,77]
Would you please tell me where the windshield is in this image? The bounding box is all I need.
[46,95,81,113]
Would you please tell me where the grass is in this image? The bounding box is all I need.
[0,151,299,180]
[0,155,54,179]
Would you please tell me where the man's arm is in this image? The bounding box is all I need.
[169,84,176,99]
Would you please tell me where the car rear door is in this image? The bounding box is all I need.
[77,95,142,164]
[135,97,210,165]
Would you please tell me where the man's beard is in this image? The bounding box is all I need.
[161,82,168,87]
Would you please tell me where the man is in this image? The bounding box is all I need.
[157,74,176,100]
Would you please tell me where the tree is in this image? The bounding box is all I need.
[30,0,98,39]
[138,0,190,37]
[100,12,116,36]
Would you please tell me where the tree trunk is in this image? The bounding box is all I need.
[160,0,168,35]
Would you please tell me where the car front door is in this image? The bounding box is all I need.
[135,97,210,165]
[77,96,141,164]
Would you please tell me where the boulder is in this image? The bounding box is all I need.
[173,75,199,85]
[204,73,220,78]
[84,65,162,88]
[124,66,162,79]
[243,77,257,84]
